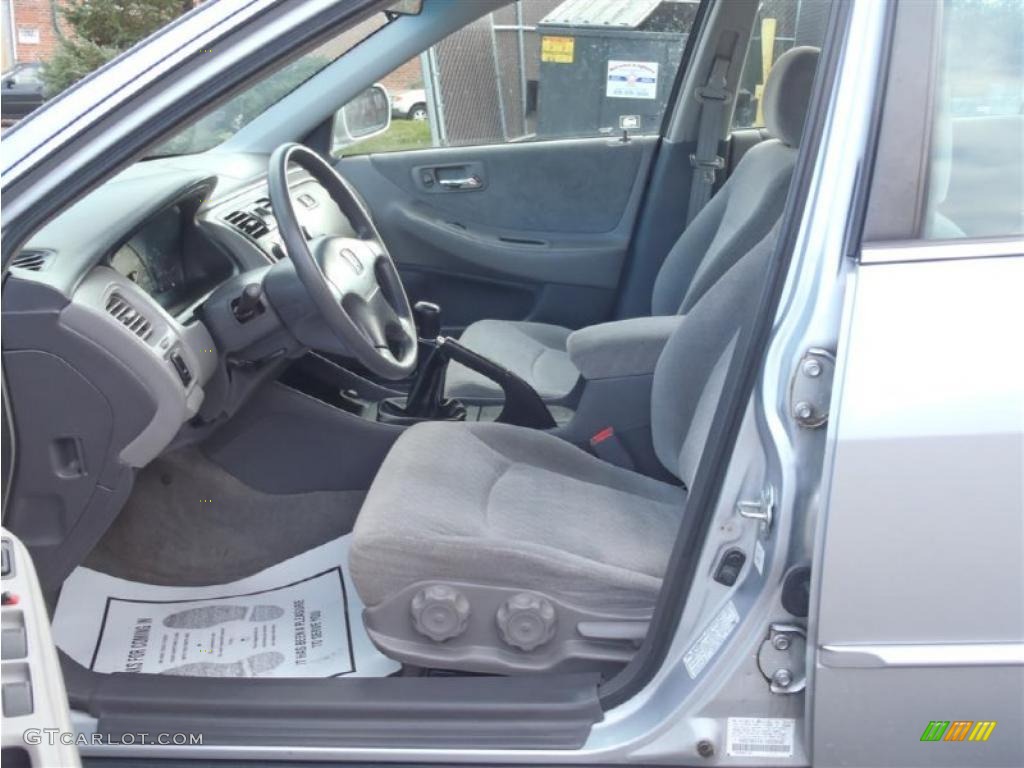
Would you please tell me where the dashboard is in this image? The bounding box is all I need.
[4,153,352,473]
[1,152,374,605]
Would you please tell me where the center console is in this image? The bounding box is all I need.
[280,301,573,432]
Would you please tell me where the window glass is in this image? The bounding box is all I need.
[5,64,43,86]
[343,0,699,156]
[923,0,1024,239]
[148,14,391,158]
[730,0,830,130]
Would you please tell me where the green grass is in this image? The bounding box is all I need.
[341,119,432,156]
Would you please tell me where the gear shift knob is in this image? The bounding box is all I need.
[413,301,441,341]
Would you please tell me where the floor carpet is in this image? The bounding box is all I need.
[85,447,364,586]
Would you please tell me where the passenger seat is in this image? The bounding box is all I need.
[445,46,820,401]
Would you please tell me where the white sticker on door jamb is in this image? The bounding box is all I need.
[683,600,739,678]
[754,539,766,575]
[727,717,795,758]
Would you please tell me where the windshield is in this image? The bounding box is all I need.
[146,13,390,158]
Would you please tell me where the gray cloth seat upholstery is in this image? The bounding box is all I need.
[442,320,579,401]
[350,223,780,674]
[350,420,686,614]
[445,46,819,401]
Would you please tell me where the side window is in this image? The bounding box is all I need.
[7,66,42,86]
[343,0,698,156]
[730,0,830,130]
[922,0,1024,239]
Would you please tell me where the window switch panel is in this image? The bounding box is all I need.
[1,625,27,659]
[2,680,33,718]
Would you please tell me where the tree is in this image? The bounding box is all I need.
[41,0,194,97]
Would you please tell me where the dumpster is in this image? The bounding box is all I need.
[536,0,698,139]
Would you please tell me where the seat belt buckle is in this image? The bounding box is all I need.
[589,427,636,471]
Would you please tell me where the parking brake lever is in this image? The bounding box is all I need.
[438,337,556,430]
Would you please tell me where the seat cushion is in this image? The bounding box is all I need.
[350,421,686,613]
[444,320,580,401]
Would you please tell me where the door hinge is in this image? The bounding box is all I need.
[757,623,807,694]
[790,348,835,428]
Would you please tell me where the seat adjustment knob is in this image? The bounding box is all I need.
[411,585,470,642]
[497,593,557,651]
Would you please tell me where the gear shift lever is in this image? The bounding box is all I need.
[377,301,465,422]
[404,301,447,417]
[377,302,552,428]
[412,300,441,387]
[413,301,441,343]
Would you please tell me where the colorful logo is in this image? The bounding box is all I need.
[920,721,997,742]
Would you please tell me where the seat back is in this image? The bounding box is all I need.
[650,46,819,318]
[651,221,778,485]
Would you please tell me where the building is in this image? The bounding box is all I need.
[2,0,67,70]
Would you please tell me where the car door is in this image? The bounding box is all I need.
[335,0,702,334]
[811,1,1024,765]
[1,528,81,767]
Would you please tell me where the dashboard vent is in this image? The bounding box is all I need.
[106,293,154,341]
[224,209,270,239]
[11,250,51,271]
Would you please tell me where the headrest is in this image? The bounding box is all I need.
[763,46,820,147]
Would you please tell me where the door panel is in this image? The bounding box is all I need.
[1,529,81,767]
[338,136,656,332]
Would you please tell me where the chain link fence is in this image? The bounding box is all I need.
[420,0,698,147]
[369,0,833,150]
[734,0,832,128]
[424,0,560,146]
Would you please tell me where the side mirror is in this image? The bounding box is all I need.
[332,84,391,155]
[3,78,14,89]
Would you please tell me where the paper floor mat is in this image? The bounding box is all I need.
[53,535,400,678]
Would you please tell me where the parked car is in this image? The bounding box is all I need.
[1,0,1021,767]
[0,62,45,122]
[391,87,428,120]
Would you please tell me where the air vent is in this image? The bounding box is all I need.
[106,293,154,341]
[11,250,50,271]
[224,210,270,239]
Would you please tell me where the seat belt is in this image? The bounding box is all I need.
[687,55,732,224]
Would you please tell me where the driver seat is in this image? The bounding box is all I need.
[443,46,818,402]
[349,224,778,674]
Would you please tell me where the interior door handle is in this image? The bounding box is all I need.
[438,175,482,190]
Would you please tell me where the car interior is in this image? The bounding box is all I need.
[0,0,867,745]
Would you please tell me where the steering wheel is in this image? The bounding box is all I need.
[267,142,417,380]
